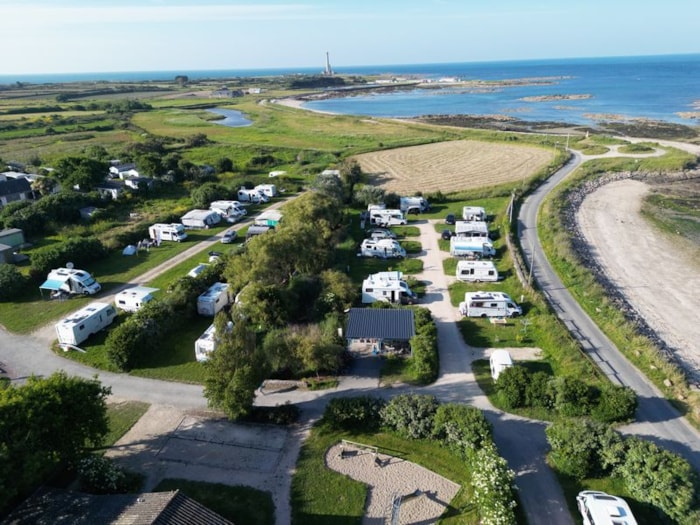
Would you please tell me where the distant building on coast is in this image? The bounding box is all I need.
[323,51,334,76]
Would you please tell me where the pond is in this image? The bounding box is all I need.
[207,108,252,127]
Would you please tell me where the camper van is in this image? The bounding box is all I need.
[462,206,487,222]
[450,236,496,258]
[459,291,522,318]
[55,302,117,346]
[400,196,430,214]
[576,491,638,525]
[359,238,406,259]
[369,209,407,226]
[254,184,277,198]
[180,209,221,229]
[455,220,489,239]
[490,350,513,381]
[41,267,101,296]
[456,260,499,282]
[210,200,247,222]
[114,286,158,312]
[237,188,268,203]
[197,282,232,317]
[362,271,417,305]
[149,223,187,242]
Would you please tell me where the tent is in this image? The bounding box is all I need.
[122,245,137,256]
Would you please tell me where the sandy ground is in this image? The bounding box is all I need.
[577,179,700,382]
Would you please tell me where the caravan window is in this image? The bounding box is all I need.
[365,288,373,292]
[488,270,494,275]
[79,324,85,331]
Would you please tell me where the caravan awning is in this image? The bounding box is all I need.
[39,279,65,291]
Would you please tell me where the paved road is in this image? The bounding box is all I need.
[517,149,700,472]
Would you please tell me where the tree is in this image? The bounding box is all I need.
[30,175,58,196]
[175,75,189,86]
[339,159,362,203]
[215,157,234,173]
[380,394,438,439]
[191,182,228,209]
[592,384,637,423]
[470,443,518,525]
[353,185,385,208]
[316,269,358,316]
[495,365,530,408]
[54,156,109,191]
[0,263,27,300]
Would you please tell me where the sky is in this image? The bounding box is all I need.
[2,0,699,75]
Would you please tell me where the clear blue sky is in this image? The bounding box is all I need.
[3,0,699,74]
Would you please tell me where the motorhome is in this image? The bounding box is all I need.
[237,187,268,203]
[114,286,158,312]
[449,236,496,258]
[459,291,522,318]
[180,209,221,229]
[576,491,638,525]
[197,282,232,316]
[367,203,386,212]
[254,184,277,198]
[55,302,117,346]
[40,267,101,296]
[210,200,247,222]
[369,209,407,226]
[254,210,282,227]
[490,350,513,380]
[455,220,489,238]
[149,223,187,242]
[359,238,406,259]
[456,260,499,282]
[462,206,487,222]
[400,196,430,214]
[362,271,417,305]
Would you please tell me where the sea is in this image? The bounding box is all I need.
[2,54,698,126]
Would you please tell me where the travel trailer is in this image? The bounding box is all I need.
[194,321,233,362]
[40,267,101,296]
[197,282,232,317]
[369,209,407,226]
[254,210,282,227]
[246,224,273,240]
[149,223,187,242]
[490,350,513,381]
[237,187,268,203]
[449,236,496,258]
[455,220,489,238]
[400,196,430,214]
[114,286,158,312]
[576,491,638,525]
[456,260,499,282]
[210,200,246,222]
[55,302,117,346]
[362,271,417,305]
[254,184,277,198]
[358,238,406,259]
[459,291,522,318]
[180,209,221,229]
[462,206,487,222]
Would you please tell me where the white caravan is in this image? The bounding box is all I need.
[462,206,487,221]
[362,271,417,305]
[576,491,638,525]
[254,184,277,198]
[41,267,101,296]
[369,209,407,226]
[194,321,233,362]
[459,291,522,318]
[55,302,117,346]
[210,200,247,222]
[400,196,430,214]
[237,187,268,203]
[359,238,406,259]
[456,260,499,282]
[455,220,489,238]
[180,209,221,229]
[490,350,513,380]
[114,286,158,312]
[149,223,187,242]
[450,236,496,258]
[197,282,232,317]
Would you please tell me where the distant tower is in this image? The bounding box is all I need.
[323,51,334,76]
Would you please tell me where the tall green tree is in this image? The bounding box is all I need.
[54,156,109,191]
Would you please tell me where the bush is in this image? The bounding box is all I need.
[525,371,552,408]
[495,365,530,409]
[549,376,594,417]
[0,264,27,301]
[380,394,438,439]
[408,307,439,383]
[469,443,517,525]
[245,402,300,425]
[77,455,142,494]
[432,404,492,457]
[591,384,637,423]
[323,396,386,432]
[29,237,108,280]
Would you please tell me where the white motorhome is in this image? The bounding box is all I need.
[459,291,522,318]
[237,187,268,203]
[455,220,489,238]
[254,184,277,198]
[576,491,638,525]
[181,209,222,229]
[55,302,117,346]
[400,196,430,214]
[362,271,417,305]
[456,260,499,282]
[41,267,101,296]
[114,286,158,312]
[358,238,406,259]
[462,206,487,222]
[149,223,187,242]
[450,236,496,258]
[490,350,513,380]
[369,209,407,226]
[210,200,247,222]
[197,282,232,317]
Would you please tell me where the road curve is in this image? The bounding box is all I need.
[517,150,700,471]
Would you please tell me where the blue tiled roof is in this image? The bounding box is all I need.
[345,308,415,340]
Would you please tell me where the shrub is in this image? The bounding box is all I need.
[324,396,385,432]
[78,455,142,494]
[591,384,637,423]
[0,264,27,301]
[495,365,530,409]
[549,376,594,417]
[29,237,108,280]
[432,404,492,457]
[469,443,517,525]
[408,306,439,383]
[380,394,438,439]
[525,371,552,408]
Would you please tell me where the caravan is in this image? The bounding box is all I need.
[197,282,232,316]
[254,184,277,198]
[456,260,499,282]
[400,196,430,214]
[455,220,489,239]
[114,286,158,312]
[55,302,117,346]
[576,491,638,525]
[362,271,417,305]
[490,350,513,380]
[237,187,268,203]
[369,209,407,226]
[450,236,496,258]
[181,209,221,229]
[359,238,406,259]
[149,223,187,242]
[462,206,487,221]
[459,291,522,318]
[210,200,247,222]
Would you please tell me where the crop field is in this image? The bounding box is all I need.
[353,139,555,194]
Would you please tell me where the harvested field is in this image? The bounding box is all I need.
[353,139,555,194]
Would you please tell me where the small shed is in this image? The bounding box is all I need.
[345,308,415,356]
[0,228,25,249]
